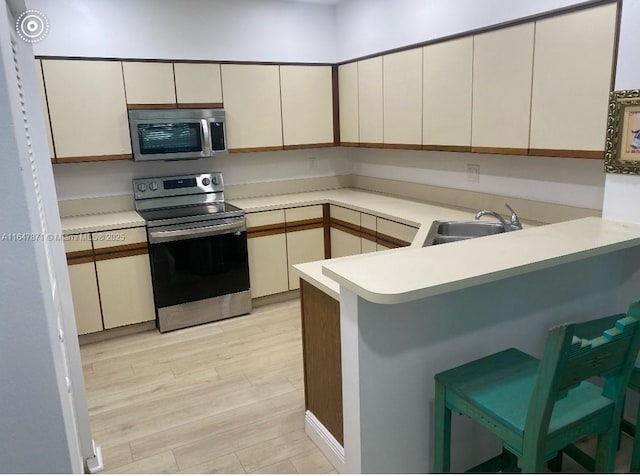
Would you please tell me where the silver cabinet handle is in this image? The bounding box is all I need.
[149,220,244,244]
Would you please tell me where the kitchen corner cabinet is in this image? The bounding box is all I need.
[280,66,334,148]
[64,227,154,335]
[246,210,289,298]
[358,57,384,145]
[471,23,534,153]
[383,48,423,147]
[377,217,418,249]
[338,62,359,145]
[42,60,131,162]
[173,62,223,108]
[64,236,103,335]
[330,205,361,258]
[529,3,616,155]
[422,37,473,149]
[34,59,55,161]
[122,62,176,107]
[221,64,284,152]
[285,206,325,290]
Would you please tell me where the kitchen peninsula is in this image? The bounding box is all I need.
[295,217,640,473]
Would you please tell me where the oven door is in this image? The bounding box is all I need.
[147,217,251,331]
[130,117,209,161]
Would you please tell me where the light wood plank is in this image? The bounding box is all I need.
[180,452,246,474]
[290,447,337,474]
[251,459,299,474]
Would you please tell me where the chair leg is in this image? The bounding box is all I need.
[631,403,640,473]
[520,452,545,473]
[434,381,452,473]
[595,426,618,473]
[548,451,563,472]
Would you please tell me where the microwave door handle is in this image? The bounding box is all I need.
[201,119,211,156]
[148,220,245,244]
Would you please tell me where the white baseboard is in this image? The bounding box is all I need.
[305,410,345,473]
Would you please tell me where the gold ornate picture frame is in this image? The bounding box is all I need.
[605,89,640,174]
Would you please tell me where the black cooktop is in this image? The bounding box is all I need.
[138,202,243,226]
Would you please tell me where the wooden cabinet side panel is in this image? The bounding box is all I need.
[122,62,176,105]
[247,234,289,298]
[338,63,359,143]
[358,57,383,144]
[280,65,334,146]
[383,48,423,145]
[529,4,616,152]
[174,63,223,105]
[300,279,343,445]
[68,262,103,335]
[221,64,283,150]
[42,60,132,158]
[96,254,156,329]
[286,228,325,290]
[471,23,535,149]
[423,37,473,147]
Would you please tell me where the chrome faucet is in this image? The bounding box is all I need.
[475,203,522,231]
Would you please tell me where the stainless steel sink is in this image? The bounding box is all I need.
[423,220,506,246]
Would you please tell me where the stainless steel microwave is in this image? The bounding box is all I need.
[128,108,228,161]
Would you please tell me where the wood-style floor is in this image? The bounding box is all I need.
[80,299,336,474]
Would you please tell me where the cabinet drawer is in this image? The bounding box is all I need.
[330,205,360,227]
[376,218,418,246]
[63,234,93,254]
[285,205,323,222]
[246,210,286,228]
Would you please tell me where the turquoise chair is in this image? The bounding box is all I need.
[433,312,640,473]
[625,364,640,472]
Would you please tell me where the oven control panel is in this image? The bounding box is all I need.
[133,173,224,199]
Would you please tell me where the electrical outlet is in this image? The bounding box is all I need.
[466,164,480,183]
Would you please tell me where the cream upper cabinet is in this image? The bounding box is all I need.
[338,62,359,144]
[358,57,383,145]
[423,37,473,148]
[34,59,55,160]
[472,23,535,151]
[280,65,334,146]
[42,60,131,160]
[246,210,288,298]
[173,63,223,106]
[122,62,176,105]
[221,64,283,151]
[383,48,423,145]
[529,4,616,153]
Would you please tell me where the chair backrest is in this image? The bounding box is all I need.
[523,309,640,453]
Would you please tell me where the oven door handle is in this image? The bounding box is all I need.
[148,220,245,244]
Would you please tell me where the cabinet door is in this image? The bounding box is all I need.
[95,254,156,329]
[338,62,359,144]
[361,213,377,254]
[285,205,325,290]
[42,60,131,161]
[246,210,289,298]
[472,23,534,152]
[358,57,383,145]
[67,262,103,335]
[35,59,55,161]
[173,63,223,107]
[383,48,423,146]
[377,217,418,248]
[122,62,176,106]
[280,65,334,147]
[423,37,473,148]
[331,228,361,258]
[529,4,616,154]
[221,64,283,151]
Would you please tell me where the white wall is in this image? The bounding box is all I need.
[335,0,597,62]
[28,0,337,63]
[602,0,640,223]
[53,148,351,200]
[350,148,605,209]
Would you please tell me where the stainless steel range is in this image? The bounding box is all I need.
[133,172,251,332]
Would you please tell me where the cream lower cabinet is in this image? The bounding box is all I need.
[95,253,155,329]
[361,213,377,254]
[330,205,361,258]
[285,205,325,290]
[246,210,289,298]
[64,236,103,335]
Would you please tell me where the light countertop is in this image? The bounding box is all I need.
[61,211,145,235]
[322,217,640,305]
